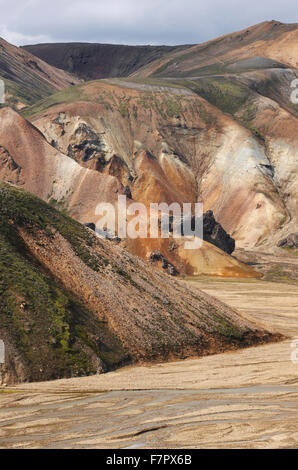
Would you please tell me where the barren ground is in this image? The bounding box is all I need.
[0,278,298,449]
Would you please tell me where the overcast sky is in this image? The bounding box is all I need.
[0,0,297,46]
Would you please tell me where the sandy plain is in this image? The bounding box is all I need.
[0,278,297,449]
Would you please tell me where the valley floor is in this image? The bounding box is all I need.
[0,278,298,449]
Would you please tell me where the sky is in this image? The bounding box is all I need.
[0,0,297,46]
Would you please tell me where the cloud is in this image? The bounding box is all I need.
[0,24,50,46]
[0,0,297,46]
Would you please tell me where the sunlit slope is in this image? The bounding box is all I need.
[23,79,298,250]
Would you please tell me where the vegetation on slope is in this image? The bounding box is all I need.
[0,183,127,382]
[181,78,250,115]
[21,84,88,119]
[0,37,78,111]
[0,76,47,108]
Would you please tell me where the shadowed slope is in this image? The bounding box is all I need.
[22,43,192,81]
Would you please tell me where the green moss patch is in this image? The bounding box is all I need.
[21,84,88,119]
[0,183,128,381]
[184,78,250,115]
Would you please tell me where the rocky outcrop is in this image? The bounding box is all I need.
[149,250,179,276]
[84,222,96,231]
[203,211,235,255]
[0,146,23,185]
[169,211,235,254]
[0,107,123,222]
[277,233,298,249]
[67,123,108,164]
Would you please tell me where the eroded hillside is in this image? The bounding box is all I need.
[0,37,79,108]
[0,106,259,277]
[1,21,297,267]
[0,183,279,385]
[23,78,298,250]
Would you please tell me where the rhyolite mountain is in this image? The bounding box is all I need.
[0,20,296,385]
[23,75,297,252]
[17,20,297,254]
[0,106,257,277]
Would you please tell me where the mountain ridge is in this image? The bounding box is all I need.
[22,21,298,82]
[22,42,192,81]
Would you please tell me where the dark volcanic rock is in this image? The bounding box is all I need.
[149,250,179,276]
[169,265,178,276]
[277,233,298,248]
[149,250,163,262]
[84,222,96,231]
[179,210,235,255]
[123,185,132,199]
[203,211,235,255]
